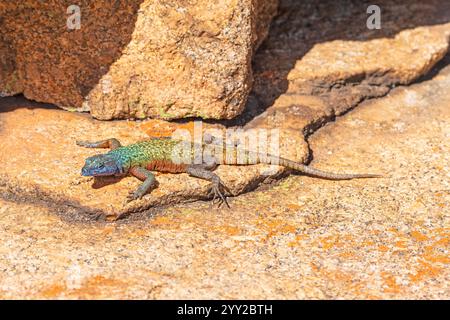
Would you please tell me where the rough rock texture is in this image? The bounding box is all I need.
[1,13,450,218]
[0,58,449,298]
[0,0,278,120]
[246,23,450,135]
[251,0,450,120]
[286,25,450,116]
[0,0,450,299]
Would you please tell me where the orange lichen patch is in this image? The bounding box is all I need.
[394,240,408,249]
[433,237,449,247]
[287,241,297,247]
[381,272,403,294]
[421,245,450,264]
[265,225,297,242]
[313,234,357,251]
[422,228,449,248]
[409,260,443,283]
[432,146,441,153]
[388,227,403,236]
[410,231,429,242]
[214,225,241,236]
[422,253,450,264]
[410,197,426,210]
[150,216,181,229]
[287,234,307,247]
[40,283,66,298]
[40,276,127,299]
[361,240,375,247]
[254,218,297,242]
[286,203,303,210]
[341,234,354,242]
[320,235,342,250]
[378,245,389,252]
[85,275,123,287]
[67,276,126,298]
[310,262,320,272]
[338,251,357,259]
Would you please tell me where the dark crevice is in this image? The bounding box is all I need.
[0,94,59,113]
[304,50,450,138]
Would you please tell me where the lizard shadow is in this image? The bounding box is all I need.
[91,176,125,189]
[90,175,160,191]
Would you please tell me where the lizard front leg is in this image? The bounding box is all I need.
[127,166,157,201]
[186,164,233,208]
[76,138,122,150]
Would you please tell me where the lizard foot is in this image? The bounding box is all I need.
[126,189,146,202]
[76,140,93,148]
[208,177,233,209]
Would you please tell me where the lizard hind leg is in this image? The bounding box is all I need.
[76,138,122,150]
[186,164,233,208]
[127,166,158,202]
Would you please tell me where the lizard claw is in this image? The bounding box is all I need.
[126,189,144,202]
[76,140,91,148]
[208,178,233,209]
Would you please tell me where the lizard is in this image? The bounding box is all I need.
[77,137,381,208]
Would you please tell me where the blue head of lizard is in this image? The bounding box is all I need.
[81,154,124,177]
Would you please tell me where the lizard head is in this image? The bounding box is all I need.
[81,154,123,177]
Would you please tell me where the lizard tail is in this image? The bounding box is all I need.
[221,148,381,180]
[275,157,382,180]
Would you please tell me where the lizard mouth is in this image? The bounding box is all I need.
[81,165,118,177]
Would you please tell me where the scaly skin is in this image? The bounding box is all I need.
[77,137,381,207]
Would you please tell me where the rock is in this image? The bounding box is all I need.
[252,0,450,113]
[1,51,449,298]
[1,0,450,299]
[248,23,450,135]
[0,0,278,120]
[286,24,450,115]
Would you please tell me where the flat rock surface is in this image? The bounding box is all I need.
[0,60,448,298]
[0,104,306,219]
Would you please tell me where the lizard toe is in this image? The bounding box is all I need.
[126,190,143,202]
